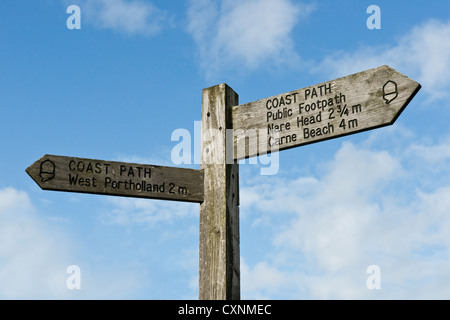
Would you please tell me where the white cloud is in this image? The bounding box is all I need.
[241,258,289,299]
[272,143,402,272]
[239,138,450,299]
[82,0,171,36]
[0,187,147,299]
[0,188,70,299]
[407,135,450,164]
[187,0,313,77]
[318,19,450,102]
[100,196,198,228]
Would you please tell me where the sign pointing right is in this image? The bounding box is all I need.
[232,65,421,159]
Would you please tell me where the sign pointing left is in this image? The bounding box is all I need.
[26,155,204,203]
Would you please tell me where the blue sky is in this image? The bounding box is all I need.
[1,0,450,299]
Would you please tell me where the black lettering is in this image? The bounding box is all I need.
[328,108,335,119]
[76,161,84,172]
[352,104,361,113]
[268,133,297,146]
[272,98,278,108]
[323,82,332,95]
[304,88,311,99]
[105,177,111,187]
[178,186,187,195]
[303,128,310,139]
[348,119,358,129]
[285,94,291,104]
[68,174,78,185]
[267,121,291,134]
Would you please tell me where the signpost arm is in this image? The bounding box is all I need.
[199,84,240,300]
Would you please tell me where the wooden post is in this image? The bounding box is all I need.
[199,84,240,300]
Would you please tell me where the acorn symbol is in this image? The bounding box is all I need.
[39,159,55,182]
[383,80,398,104]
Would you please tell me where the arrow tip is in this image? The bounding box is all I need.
[26,155,54,189]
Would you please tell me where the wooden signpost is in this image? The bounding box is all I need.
[26,155,204,203]
[26,65,420,300]
[232,65,421,159]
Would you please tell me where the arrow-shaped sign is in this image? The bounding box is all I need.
[231,65,421,159]
[26,155,204,203]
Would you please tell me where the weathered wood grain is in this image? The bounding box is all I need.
[199,84,240,300]
[232,65,421,159]
[26,155,204,203]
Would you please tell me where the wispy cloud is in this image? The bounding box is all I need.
[80,0,172,36]
[407,135,450,164]
[0,188,69,298]
[186,0,314,78]
[239,135,450,299]
[0,187,146,299]
[241,257,289,299]
[317,19,450,102]
[100,196,198,228]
